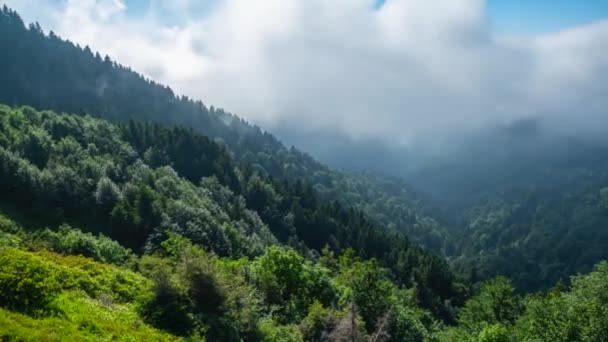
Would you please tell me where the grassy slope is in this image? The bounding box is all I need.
[0,210,180,342]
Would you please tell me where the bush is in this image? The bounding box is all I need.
[299,301,341,341]
[137,256,195,337]
[0,231,21,248]
[478,324,509,342]
[250,246,336,323]
[37,225,132,265]
[259,318,303,342]
[0,212,22,234]
[388,307,428,342]
[0,294,180,341]
[37,251,150,303]
[0,249,61,314]
[457,277,521,332]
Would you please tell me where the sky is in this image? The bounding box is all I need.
[2,0,608,147]
[487,0,608,33]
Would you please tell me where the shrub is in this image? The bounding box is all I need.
[0,249,61,314]
[37,251,150,303]
[478,324,509,342]
[258,318,303,342]
[37,225,132,265]
[0,212,22,234]
[0,294,180,341]
[138,256,195,337]
[299,301,341,341]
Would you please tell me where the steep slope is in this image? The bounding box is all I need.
[5,4,606,298]
[0,104,470,339]
[3,203,606,341]
[0,6,445,253]
[408,128,608,291]
[0,104,465,321]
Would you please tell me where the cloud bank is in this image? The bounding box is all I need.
[3,0,608,146]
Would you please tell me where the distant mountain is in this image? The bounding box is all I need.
[280,109,608,292]
[415,133,608,292]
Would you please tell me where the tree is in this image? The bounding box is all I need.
[339,258,393,333]
[458,277,521,333]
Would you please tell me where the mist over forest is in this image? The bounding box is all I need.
[1,1,608,341]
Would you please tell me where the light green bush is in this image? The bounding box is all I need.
[0,249,61,314]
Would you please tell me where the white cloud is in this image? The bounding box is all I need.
[3,0,608,146]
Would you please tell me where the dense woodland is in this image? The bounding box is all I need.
[0,104,465,340]
[1,105,607,341]
[450,173,608,291]
[1,6,608,341]
[0,5,447,254]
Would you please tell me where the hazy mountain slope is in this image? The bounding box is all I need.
[0,104,466,321]
[282,107,608,293]
[3,5,606,296]
[405,126,608,291]
[0,6,445,252]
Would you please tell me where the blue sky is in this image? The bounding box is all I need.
[487,0,608,33]
[8,0,608,34]
[48,0,608,34]
[373,0,608,33]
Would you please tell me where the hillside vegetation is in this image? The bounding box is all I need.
[2,203,608,341]
[1,5,608,341]
[0,104,467,339]
[0,5,447,254]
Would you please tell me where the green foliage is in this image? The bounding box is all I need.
[513,261,608,341]
[0,247,148,310]
[457,277,521,333]
[138,256,195,337]
[139,236,263,340]
[337,256,394,333]
[0,210,22,234]
[0,212,23,247]
[299,301,341,341]
[0,105,276,256]
[478,324,509,342]
[0,230,21,248]
[316,170,449,253]
[36,224,132,264]
[0,294,180,341]
[450,169,608,292]
[0,249,61,314]
[37,250,151,303]
[5,8,608,341]
[2,102,455,339]
[258,318,303,342]
[0,101,463,321]
[250,246,336,323]
[387,306,429,342]
[2,204,608,341]
[18,126,52,168]
[0,9,467,318]
[434,262,608,341]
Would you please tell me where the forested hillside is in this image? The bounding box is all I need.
[1,105,607,341]
[2,5,608,340]
[429,138,608,291]
[0,5,445,253]
[0,105,464,317]
[0,102,461,340]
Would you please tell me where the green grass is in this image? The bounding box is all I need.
[0,293,180,341]
[0,246,179,341]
